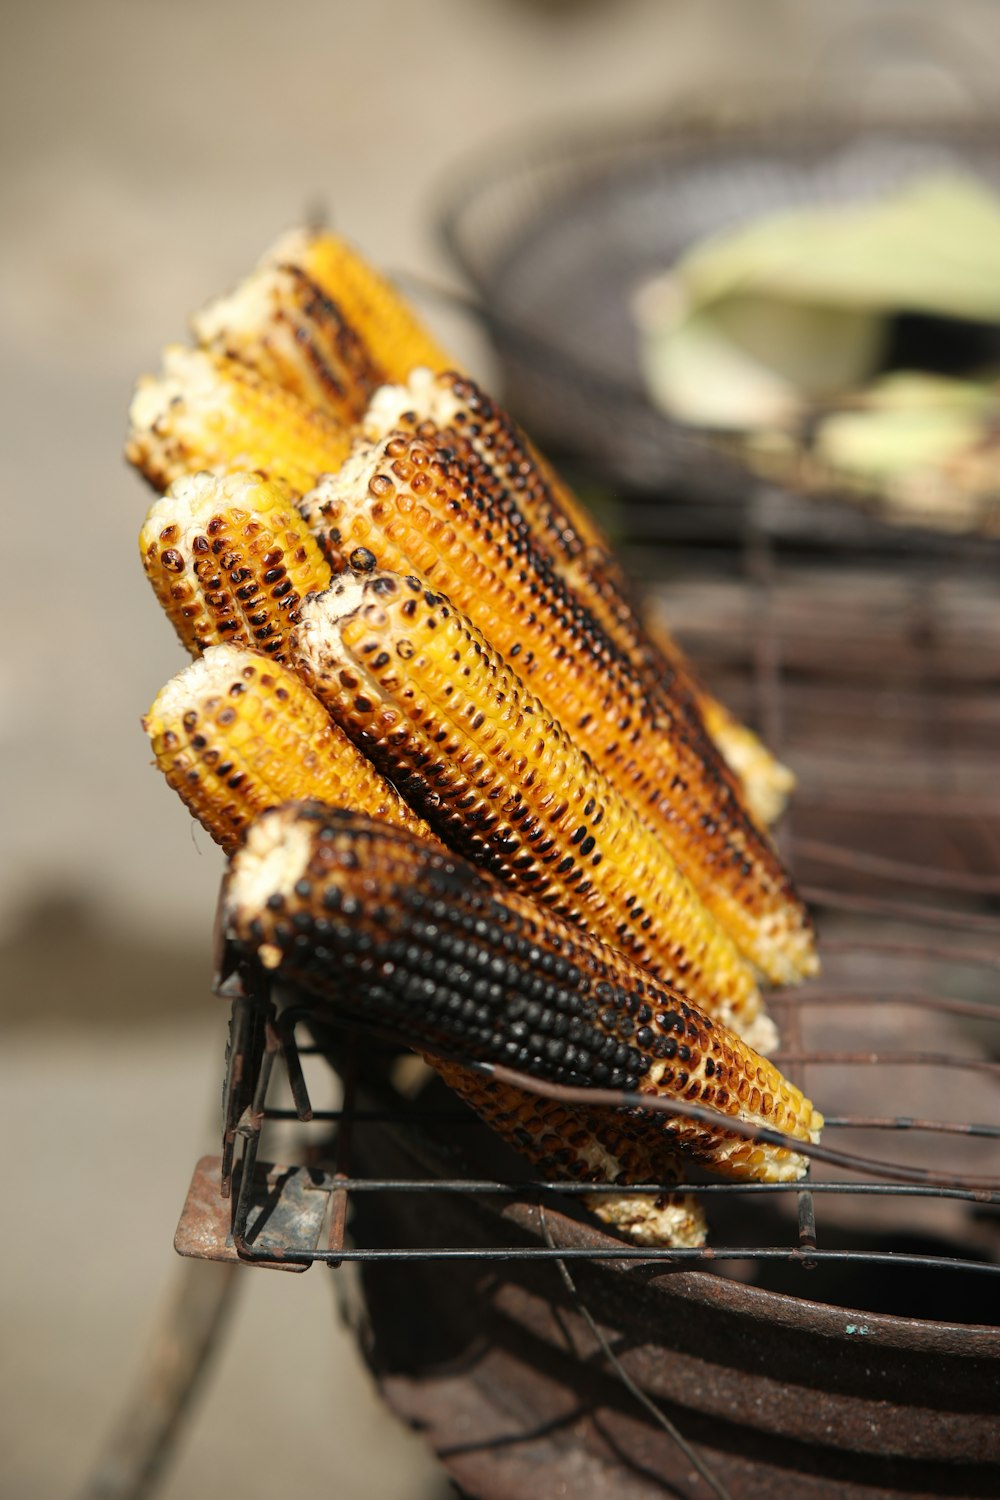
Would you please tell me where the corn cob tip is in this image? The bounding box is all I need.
[294,569,391,653]
[138,469,333,663]
[126,343,354,495]
[140,468,297,535]
[256,227,456,383]
[126,343,192,462]
[584,1192,708,1247]
[144,647,437,857]
[192,258,385,426]
[361,367,461,443]
[192,268,281,351]
[144,641,251,726]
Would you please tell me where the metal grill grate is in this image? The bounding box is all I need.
[190,914,1000,1285]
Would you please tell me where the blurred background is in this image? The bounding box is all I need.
[3,1,1000,1496]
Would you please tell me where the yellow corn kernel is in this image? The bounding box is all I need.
[143,644,436,856]
[126,345,353,494]
[139,471,332,661]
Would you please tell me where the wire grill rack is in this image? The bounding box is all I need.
[184,898,1000,1281]
[168,502,999,1498]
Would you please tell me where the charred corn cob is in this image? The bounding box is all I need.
[140,472,332,662]
[223,805,822,1181]
[144,644,435,856]
[126,346,353,494]
[193,262,384,427]
[292,571,768,1043]
[298,427,813,988]
[259,228,454,384]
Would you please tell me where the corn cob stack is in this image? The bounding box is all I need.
[222,805,822,1181]
[130,228,823,1243]
[144,643,707,1243]
[127,228,794,836]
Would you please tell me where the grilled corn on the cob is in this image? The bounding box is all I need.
[126,345,354,494]
[139,472,332,662]
[144,644,435,855]
[292,571,769,1043]
[223,805,822,1180]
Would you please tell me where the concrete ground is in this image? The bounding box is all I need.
[3,1,998,1496]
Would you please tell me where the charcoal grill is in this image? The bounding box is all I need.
[149,494,1000,1500]
[86,179,1000,1492]
[75,488,1000,1500]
